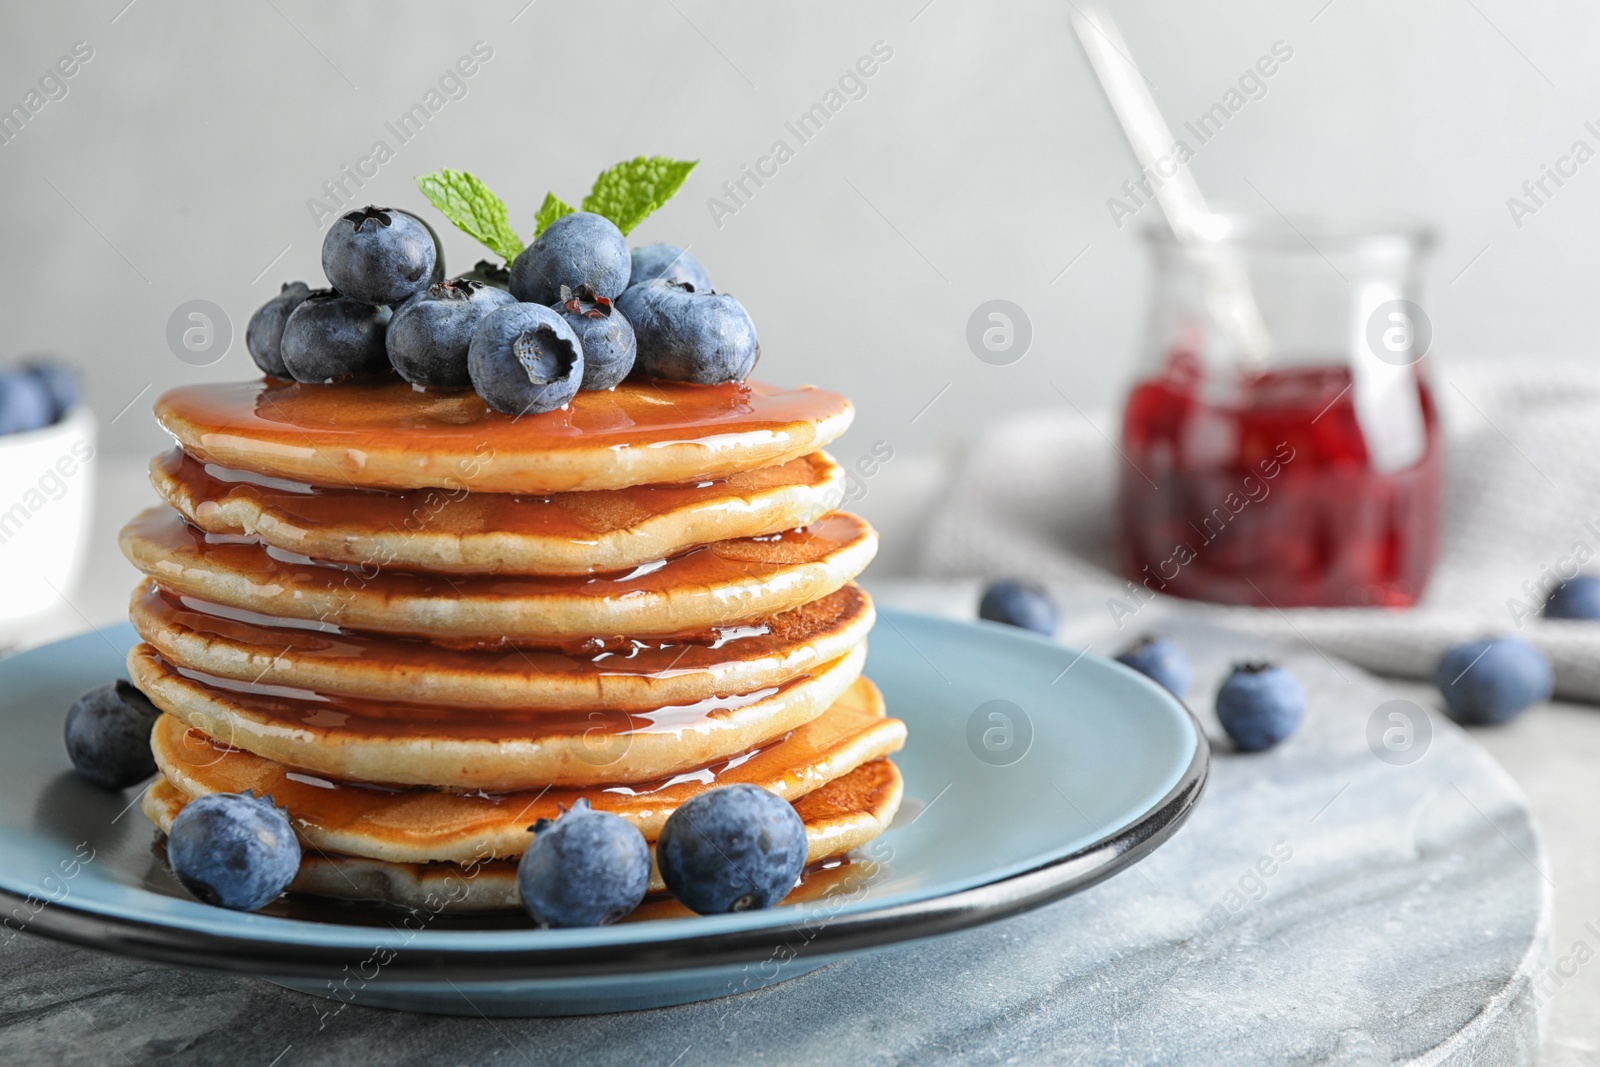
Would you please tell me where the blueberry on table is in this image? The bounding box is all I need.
[1216,663,1304,751]
[166,791,301,911]
[0,370,56,435]
[1435,637,1551,725]
[279,289,391,383]
[615,280,760,385]
[387,278,517,388]
[1116,635,1191,697]
[63,680,161,790]
[510,211,631,305]
[977,579,1058,637]
[656,784,807,915]
[468,302,584,416]
[628,243,712,292]
[1543,576,1600,620]
[516,798,650,928]
[20,357,79,421]
[245,281,312,378]
[320,205,439,306]
[553,284,637,391]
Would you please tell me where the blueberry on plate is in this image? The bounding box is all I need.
[656,783,807,915]
[245,281,313,378]
[1115,635,1191,697]
[628,243,712,291]
[166,791,301,912]
[553,284,636,391]
[279,289,392,383]
[615,280,759,385]
[1543,576,1600,620]
[387,278,517,388]
[1436,637,1551,725]
[468,302,584,416]
[0,370,56,435]
[63,680,161,790]
[20,357,79,421]
[1216,662,1304,751]
[516,798,650,928]
[977,579,1057,637]
[509,211,631,305]
[320,206,439,306]
[460,258,512,291]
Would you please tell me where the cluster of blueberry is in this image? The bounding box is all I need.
[0,357,79,436]
[248,204,756,416]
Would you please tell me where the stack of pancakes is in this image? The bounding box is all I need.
[121,376,904,912]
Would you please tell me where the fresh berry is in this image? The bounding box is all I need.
[552,284,636,391]
[977,579,1057,636]
[1215,663,1304,751]
[166,791,301,911]
[279,289,391,383]
[20,357,79,421]
[0,370,55,435]
[656,784,807,915]
[320,206,439,306]
[387,278,517,388]
[467,302,584,416]
[628,243,712,291]
[63,681,161,790]
[516,798,650,928]
[461,258,511,291]
[245,282,312,378]
[509,211,631,305]
[408,209,449,292]
[1436,637,1552,725]
[1116,635,1191,697]
[1543,576,1600,620]
[615,280,759,384]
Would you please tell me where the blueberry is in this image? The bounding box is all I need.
[467,302,584,416]
[1116,635,1191,697]
[656,783,807,915]
[1544,576,1600,620]
[166,791,301,911]
[245,281,313,378]
[460,259,511,291]
[20,357,79,421]
[552,284,636,391]
[628,243,712,291]
[320,206,439,306]
[1215,663,1304,751]
[516,798,650,928]
[977,579,1057,636]
[63,680,161,790]
[279,289,392,383]
[387,278,517,388]
[1436,637,1551,725]
[509,212,631,305]
[614,280,760,384]
[0,370,55,435]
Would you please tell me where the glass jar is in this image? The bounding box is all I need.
[1117,215,1441,608]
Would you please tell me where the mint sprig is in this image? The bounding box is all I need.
[533,191,576,237]
[581,156,697,236]
[415,169,524,261]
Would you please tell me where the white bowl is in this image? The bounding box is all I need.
[0,407,97,622]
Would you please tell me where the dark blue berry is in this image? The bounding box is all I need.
[615,280,759,384]
[387,278,517,388]
[1216,663,1304,751]
[1116,635,1191,697]
[20,357,79,421]
[321,206,439,306]
[245,282,312,378]
[628,243,712,291]
[0,370,55,435]
[461,259,511,291]
[656,784,807,915]
[1544,577,1600,620]
[553,284,636,391]
[977,579,1057,636]
[63,680,161,790]
[279,289,391,383]
[467,303,584,416]
[1436,637,1551,725]
[516,798,650,928]
[166,791,301,911]
[510,212,631,305]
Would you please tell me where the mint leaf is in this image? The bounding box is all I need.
[415,169,524,261]
[581,156,698,236]
[534,192,576,237]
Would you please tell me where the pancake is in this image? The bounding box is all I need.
[131,639,869,791]
[151,448,848,576]
[129,581,875,712]
[143,759,903,911]
[144,675,905,863]
[155,377,854,493]
[120,508,877,641]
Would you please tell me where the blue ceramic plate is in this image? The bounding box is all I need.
[0,611,1206,1016]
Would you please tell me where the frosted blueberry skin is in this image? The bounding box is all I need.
[1115,635,1191,698]
[320,206,439,306]
[656,784,807,915]
[246,281,313,378]
[552,284,637,391]
[460,259,512,291]
[516,798,651,928]
[1435,637,1552,725]
[510,212,631,306]
[0,371,54,435]
[467,302,585,416]
[166,791,302,912]
[977,580,1058,637]
[387,279,517,388]
[20,358,80,421]
[615,280,760,385]
[63,681,161,790]
[1543,576,1600,620]
[279,289,391,383]
[627,243,712,291]
[1215,663,1305,751]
